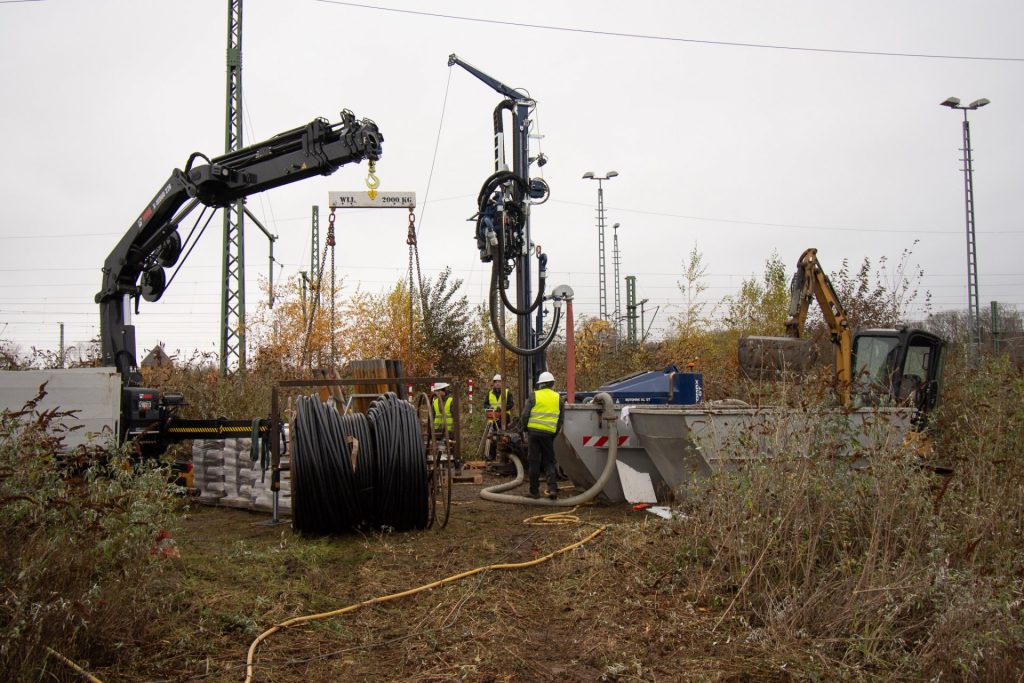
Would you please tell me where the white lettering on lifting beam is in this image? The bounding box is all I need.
[328,191,417,209]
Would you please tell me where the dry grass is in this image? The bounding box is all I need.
[4,355,1021,682]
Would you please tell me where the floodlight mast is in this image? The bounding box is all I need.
[940,95,990,361]
[450,54,561,404]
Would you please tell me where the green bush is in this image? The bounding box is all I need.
[0,394,180,679]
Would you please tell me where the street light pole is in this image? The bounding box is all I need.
[940,96,990,361]
[582,171,618,323]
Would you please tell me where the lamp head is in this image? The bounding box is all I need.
[582,171,595,179]
[940,97,961,108]
[969,98,991,109]
[607,171,619,178]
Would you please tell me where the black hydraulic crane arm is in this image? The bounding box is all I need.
[95,110,383,384]
[448,54,531,103]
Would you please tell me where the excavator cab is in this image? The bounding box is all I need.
[850,327,945,423]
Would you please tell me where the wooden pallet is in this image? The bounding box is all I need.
[452,471,483,485]
[461,460,488,470]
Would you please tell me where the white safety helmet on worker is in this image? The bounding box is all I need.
[537,371,555,385]
[431,382,450,392]
[492,374,502,382]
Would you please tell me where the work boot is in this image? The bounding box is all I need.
[527,490,540,499]
[546,490,558,500]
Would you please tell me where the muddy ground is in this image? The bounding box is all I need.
[121,472,759,683]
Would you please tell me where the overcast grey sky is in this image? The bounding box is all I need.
[1,0,1021,361]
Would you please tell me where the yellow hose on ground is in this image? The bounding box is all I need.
[45,647,104,683]
[523,505,586,526]
[243,524,606,683]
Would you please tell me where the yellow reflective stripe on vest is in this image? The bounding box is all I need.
[432,396,453,430]
[487,390,506,422]
[527,388,560,433]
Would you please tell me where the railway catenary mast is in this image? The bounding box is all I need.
[221,0,246,374]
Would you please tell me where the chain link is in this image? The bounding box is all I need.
[408,211,415,374]
[330,211,336,365]
[302,209,336,370]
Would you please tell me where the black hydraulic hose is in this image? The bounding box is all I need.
[492,244,546,317]
[477,171,547,317]
[476,170,524,210]
[488,275,562,356]
[492,100,514,172]
[474,169,560,354]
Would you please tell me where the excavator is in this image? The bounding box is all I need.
[738,248,946,428]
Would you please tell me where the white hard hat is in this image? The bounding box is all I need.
[492,374,502,381]
[537,371,555,384]
[431,382,450,391]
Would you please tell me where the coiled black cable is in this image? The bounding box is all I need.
[339,412,376,519]
[368,393,429,531]
[291,392,427,534]
[291,396,359,534]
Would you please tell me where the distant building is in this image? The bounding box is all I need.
[141,343,173,369]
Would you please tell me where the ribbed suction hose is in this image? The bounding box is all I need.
[480,392,618,507]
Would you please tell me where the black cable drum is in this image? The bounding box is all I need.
[368,393,429,531]
[291,392,428,534]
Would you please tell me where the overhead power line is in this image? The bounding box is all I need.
[550,200,1024,235]
[313,0,1024,62]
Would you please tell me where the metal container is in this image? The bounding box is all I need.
[554,403,668,503]
[555,400,915,503]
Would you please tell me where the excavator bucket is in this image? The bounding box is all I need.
[738,336,818,381]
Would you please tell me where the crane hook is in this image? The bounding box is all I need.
[365,160,381,199]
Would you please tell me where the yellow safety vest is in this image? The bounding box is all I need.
[432,396,453,432]
[527,388,560,434]
[487,389,508,423]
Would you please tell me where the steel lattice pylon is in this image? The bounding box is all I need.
[961,119,982,355]
[613,222,621,337]
[625,275,637,345]
[597,185,607,321]
[220,0,245,374]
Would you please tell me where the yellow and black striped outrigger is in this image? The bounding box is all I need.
[164,418,270,441]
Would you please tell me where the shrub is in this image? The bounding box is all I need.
[669,359,1024,680]
[0,393,180,679]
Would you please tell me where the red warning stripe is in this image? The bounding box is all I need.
[580,435,630,448]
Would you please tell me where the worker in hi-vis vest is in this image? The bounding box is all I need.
[431,382,454,438]
[484,374,514,460]
[484,374,514,428]
[520,371,565,499]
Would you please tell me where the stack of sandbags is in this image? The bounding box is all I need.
[218,438,251,509]
[191,436,292,514]
[251,454,291,513]
[191,439,227,504]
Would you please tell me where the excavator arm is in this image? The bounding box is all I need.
[782,248,852,403]
[739,248,946,421]
[737,248,853,403]
[95,110,383,384]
